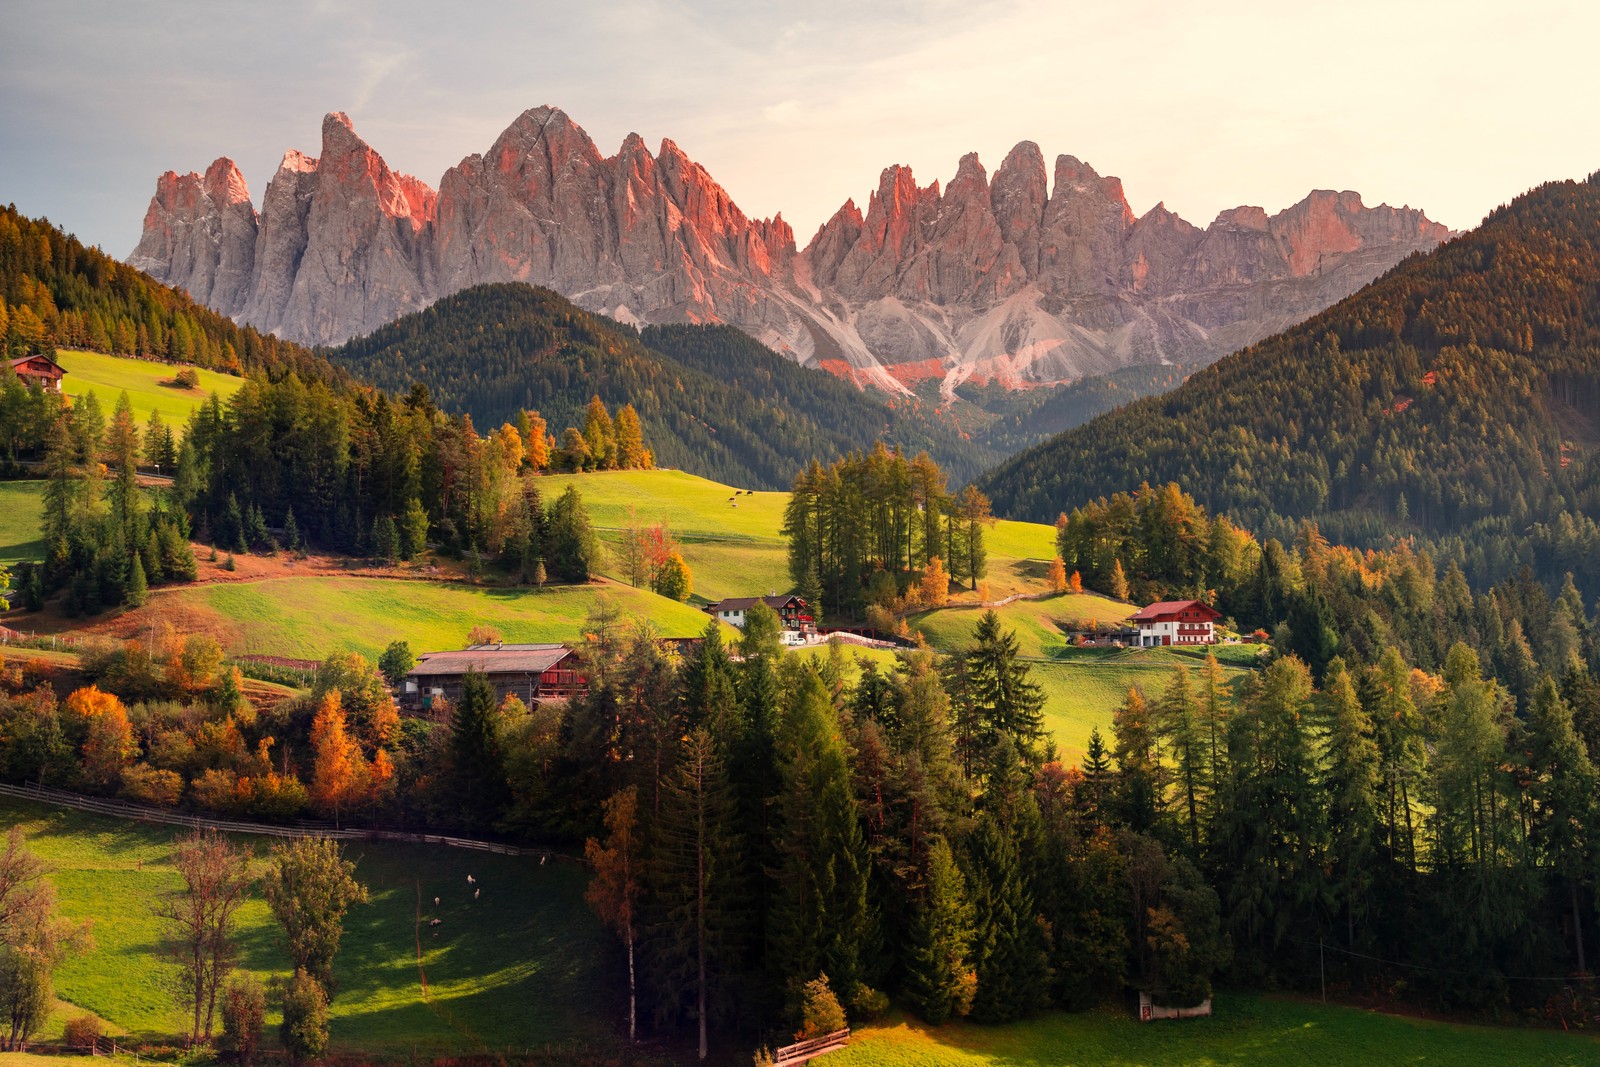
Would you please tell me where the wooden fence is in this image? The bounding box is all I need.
[773,1028,850,1064]
[0,781,579,863]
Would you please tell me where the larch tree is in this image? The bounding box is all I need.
[1320,658,1382,949]
[586,787,645,1043]
[1047,557,1067,594]
[309,692,370,827]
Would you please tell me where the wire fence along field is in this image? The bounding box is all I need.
[0,781,580,864]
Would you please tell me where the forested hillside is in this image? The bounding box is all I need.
[0,204,337,383]
[327,285,991,488]
[980,172,1600,596]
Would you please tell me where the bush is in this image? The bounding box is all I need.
[173,367,201,389]
[121,763,184,807]
[64,1015,102,1048]
[219,973,266,1065]
[280,969,329,1065]
[795,972,846,1040]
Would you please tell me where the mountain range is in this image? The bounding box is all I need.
[131,107,1452,393]
[978,171,1600,595]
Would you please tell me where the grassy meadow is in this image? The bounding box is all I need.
[2,794,613,1052]
[832,999,1599,1067]
[55,349,243,429]
[0,480,46,565]
[114,575,721,661]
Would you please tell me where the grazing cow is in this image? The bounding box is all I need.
[467,874,475,884]
[434,896,440,906]
[429,918,441,927]
[474,888,480,900]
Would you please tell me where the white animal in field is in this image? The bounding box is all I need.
[474,888,480,900]
[429,918,441,927]
[467,874,475,884]
[434,896,440,906]
[540,855,547,866]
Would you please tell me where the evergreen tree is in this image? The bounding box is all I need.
[966,814,1049,1023]
[583,396,617,469]
[958,611,1046,760]
[125,552,148,608]
[769,670,876,1009]
[1524,676,1596,975]
[545,486,599,583]
[448,670,508,832]
[1111,687,1161,833]
[400,497,428,561]
[1157,665,1207,854]
[649,729,742,1058]
[1321,657,1381,949]
[903,836,976,1024]
[282,508,301,553]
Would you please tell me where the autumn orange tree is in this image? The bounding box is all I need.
[1048,556,1067,594]
[308,693,371,827]
[585,787,644,1043]
[921,557,950,608]
[63,686,135,790]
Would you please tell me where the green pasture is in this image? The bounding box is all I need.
[0,480,46,565]
[1,795,613,1051]
[55,349,243,429]
[143,576,720,660]
[910,593,1135,660]
[832,999,1598,1067]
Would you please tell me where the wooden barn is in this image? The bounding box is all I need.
[402,643,584,711]
[6,353,67,392]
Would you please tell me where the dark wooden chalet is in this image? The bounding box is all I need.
[402,643,584,711]
[6,354,66,392]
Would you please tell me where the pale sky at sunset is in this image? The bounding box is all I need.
[3,0,1597,257]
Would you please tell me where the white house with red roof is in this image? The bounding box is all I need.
[1129,600,1221,647]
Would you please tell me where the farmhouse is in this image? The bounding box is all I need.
[5,353,66,392]
[1129,599,1221,647]
[402,643,584,711]
[703,594,817,643]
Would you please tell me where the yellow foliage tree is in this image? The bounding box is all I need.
[65,687,135,788]
[1048,556,1067,593]
[1069,569,1084,594]
[921,556,950,608]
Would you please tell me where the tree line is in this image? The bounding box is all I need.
[782,445,992,622]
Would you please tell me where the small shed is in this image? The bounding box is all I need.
[6,354,67,392]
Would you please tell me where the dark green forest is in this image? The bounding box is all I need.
[979,172,1600,598]
[324,285,990,489]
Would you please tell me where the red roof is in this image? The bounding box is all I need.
[1130,599,1221,622]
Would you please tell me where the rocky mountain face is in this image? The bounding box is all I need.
[132,108,1451,393]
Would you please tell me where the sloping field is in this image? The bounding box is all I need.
[831,999,1597,1067]
[0,480,46,565]
[542,469,1060,604]
[1,794,612,1051]
[910,593,1134,659]
[55,349,243,428]
[91,576,718,660]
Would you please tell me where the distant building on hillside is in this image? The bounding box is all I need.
[401,643,584,711]
[6,354,66,393]
[703,594,817,644]
[1129,600,1221,647]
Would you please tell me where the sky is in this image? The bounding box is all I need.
[3,0,1598,257]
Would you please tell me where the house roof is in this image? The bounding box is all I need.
[408,645,572,677]
[6,354,65,376]
[1130,599,1221,622]
[705,595,803,612]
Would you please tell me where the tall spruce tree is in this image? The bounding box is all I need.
[649,728,743,1059]
[448,670,508,832]
[1523,676,1596,975]
[769,670,876,1012]
[966,814,1049,1023]
[903,835,975,1024]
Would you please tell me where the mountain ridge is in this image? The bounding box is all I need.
[133,106,1452,392]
